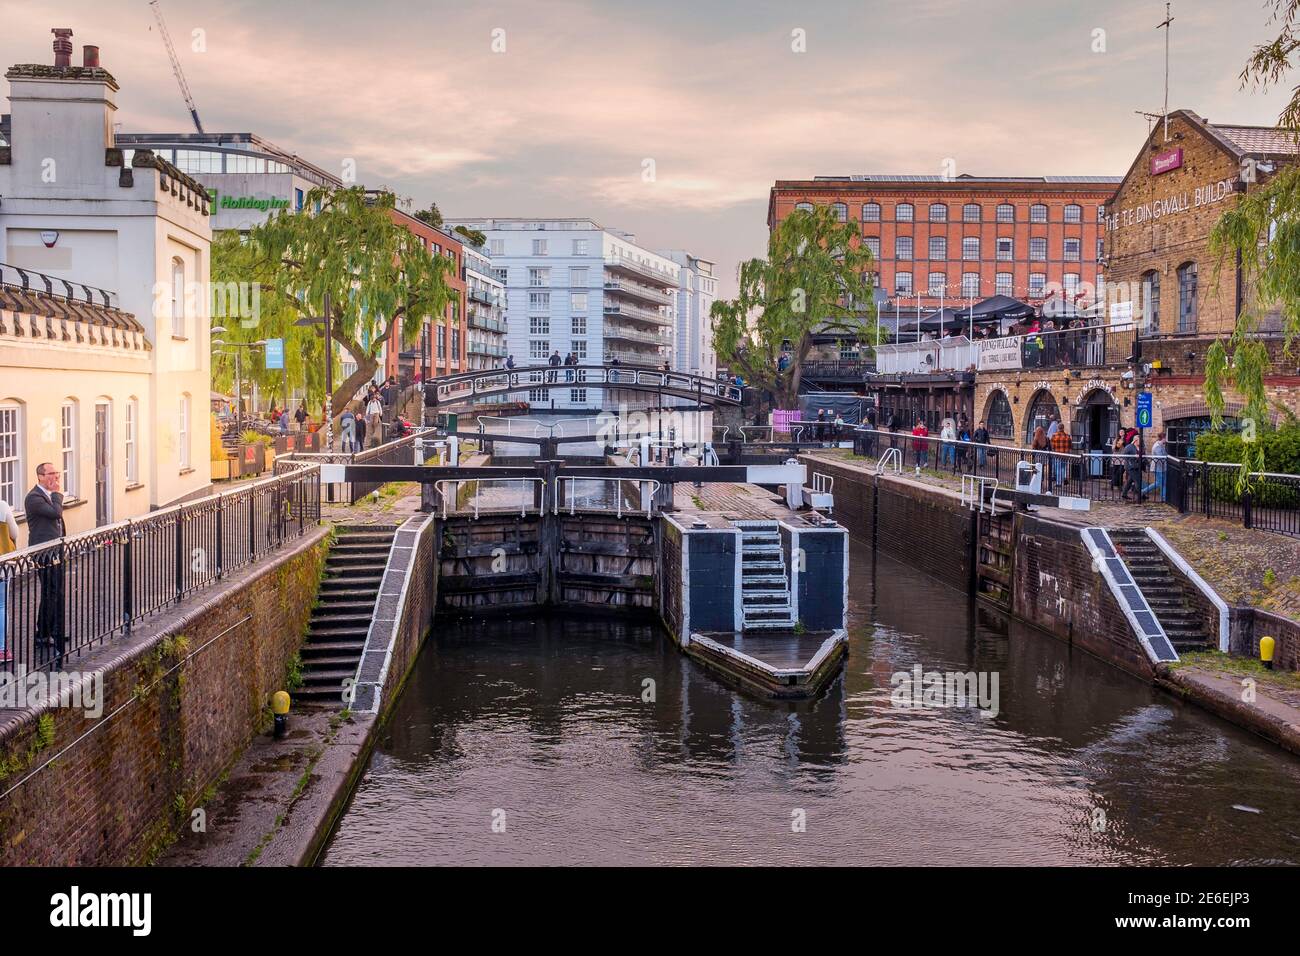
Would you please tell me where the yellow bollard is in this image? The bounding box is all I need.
[272,690,291,738]
[1260,636,1275,671]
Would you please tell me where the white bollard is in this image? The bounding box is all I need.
[639,434,651,468]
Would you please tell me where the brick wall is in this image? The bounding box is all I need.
[0,527,329,865]
[1239,608,1300,672]
[1012,516,1155,680]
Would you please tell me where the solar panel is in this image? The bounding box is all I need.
[1105,557,1131,584]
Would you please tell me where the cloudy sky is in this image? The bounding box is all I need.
[1,0,1290,294]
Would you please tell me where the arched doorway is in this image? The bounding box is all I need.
[1024,390,1059,444]
[1073,388,1118,477]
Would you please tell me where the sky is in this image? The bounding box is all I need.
[0,0,1291,296]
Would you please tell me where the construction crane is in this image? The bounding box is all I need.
[149,0,204,134]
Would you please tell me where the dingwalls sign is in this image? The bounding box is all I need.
[1151,147,1183,175]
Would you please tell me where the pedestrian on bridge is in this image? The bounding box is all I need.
[548,350,562,383]
[366,393,383,448]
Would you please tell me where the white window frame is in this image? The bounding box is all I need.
[61,400,78,498]
[171,257,186,338]
[532,238,548,256]
[125,397,138,485]
[530,316,550,335]
[528,268,550,287]
[0,403,22,512]
[570,267,588,287]
[571,315,587,335]
[571,292,587,313]
[573,239,588,255]
[178,394,191,471]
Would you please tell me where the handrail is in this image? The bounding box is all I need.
[555,475,660,518]
[434,477,546,519]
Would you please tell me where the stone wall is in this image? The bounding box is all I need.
[0,527,330,865]
[1012,516,1155,680]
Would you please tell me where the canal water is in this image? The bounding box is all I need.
[322,538,1300,866]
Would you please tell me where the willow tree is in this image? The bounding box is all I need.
[231,186,454,418]
[711,205,877,410]
[1205,0,1300,479]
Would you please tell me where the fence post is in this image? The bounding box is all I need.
[248,488,256,561]
[215,494,224,578]
[1202,461,1211,517]
[122,520,133,630]
[174,510,184,601]
[1243,487,1253,530]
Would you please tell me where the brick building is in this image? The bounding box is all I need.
[767,174,1119,310]
[384,208,468,382]
[974,110,1300,457]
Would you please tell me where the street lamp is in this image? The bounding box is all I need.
[294,291,334,450]
[212,331,267,431]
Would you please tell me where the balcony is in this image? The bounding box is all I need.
[802,360,875,382]
[603,278,674,306]
[469,341,509,358]
[468,286,497,306]
[603,323,672,348]
[603,302,671,327]
[604,348,666,367]
[468,311,507,334]
[604,254,677,289]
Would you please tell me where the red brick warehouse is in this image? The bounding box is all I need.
[767,174,1119,309]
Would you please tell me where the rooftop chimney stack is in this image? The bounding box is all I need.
[51,27,73,67]
[82,45,100,68]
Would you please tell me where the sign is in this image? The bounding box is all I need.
[1150,147,1183,175]
[977,337,1022,372]
[264,338,284,370]
[1105,178,1234,232]
[1136,391,1153,429]
[1110,300,1134,328]
[206,189,292,217]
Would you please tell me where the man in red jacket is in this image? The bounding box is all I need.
[912,420,930,469]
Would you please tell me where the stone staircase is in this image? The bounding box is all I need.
[736,521,795,630]
[1108,528,1213,653]
[296,525,397,706]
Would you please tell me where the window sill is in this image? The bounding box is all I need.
[171,335,189,342]
[178,468,195,476]
[125,482,145,492]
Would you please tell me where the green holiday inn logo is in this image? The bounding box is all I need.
[206,189,291,216]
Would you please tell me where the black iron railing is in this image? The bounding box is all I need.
[847,428,1300,536]
[0,463,320,674]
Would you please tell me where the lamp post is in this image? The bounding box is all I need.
[293,290,335,450]
[212,333,268,431]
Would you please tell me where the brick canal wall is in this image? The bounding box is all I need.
[801,456,974,592]
[0,527,330,866]
[1011,515,1155,681]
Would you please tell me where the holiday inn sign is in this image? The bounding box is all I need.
[205,189,292,216]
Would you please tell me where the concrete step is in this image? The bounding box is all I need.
[325,559,389,573]
[300,640,366,657]
[307,626,370,642]
[313,599,379,613]
[743,576,788,588]
[301,654,361,669]
[319,575,383,589]
[331,541,395,553]
[309,612,373,627]
[742,560,785,572]
[298,668,357,686]
[743,618,797,629]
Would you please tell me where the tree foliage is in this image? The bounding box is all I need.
[1203,0,1300,483]
[222,186,454,418]
[710,205,878,409]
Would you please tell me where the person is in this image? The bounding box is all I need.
[1031,425,1050,485]
[0,496,18,662]
[340,406,357,453]
[1121,435,1142,501]
[1045,414,1059,440]
[548,350,562,383]
[1110,434,1126,489]
[565,352,577,382]
[610,356,622,383]
[354,406,367,451]
[956,419,972,470]
[939,418,956,468]
[506,354,517,386]
[972,420,990,469]
[365,392,383,448]
[816,408,827,441]
[278,408,290,434]
[887,411,901,432]
[1050,419,1072,487]
[912,419,930,469]
[25,463,66,664]
[1143,431,1168,502]
[295,405,308,430]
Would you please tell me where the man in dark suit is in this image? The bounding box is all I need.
[25,463,65,664]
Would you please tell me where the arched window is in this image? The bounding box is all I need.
[985,391,1014,439]
[0,400,24,511]
[962,203,981,223]
[996,203,1015,223]
[961,272,980,297]
[171,257,186,338]
[1025,390,1060,443]
[929,203,948,222]
[1064,203,1082,223]
[1029,203,1048,223]
[895,202,914,222]
[829,202,848,222]
[1142,269,1160,333]
[862,202,881,222]
[1177,261,1198,333]
[61,398,78,498]
[794,201,814,213]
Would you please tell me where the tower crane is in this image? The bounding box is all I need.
[149,0,204,134]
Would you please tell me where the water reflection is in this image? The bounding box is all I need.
[323,539,1300,866]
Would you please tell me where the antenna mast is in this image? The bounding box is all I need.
[1157,2,1175,142]
[149,0,204,134]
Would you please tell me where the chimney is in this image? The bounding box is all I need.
[82,45,100,69]
[51,27,73,67]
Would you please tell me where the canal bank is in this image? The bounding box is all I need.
[802,452,1300,756]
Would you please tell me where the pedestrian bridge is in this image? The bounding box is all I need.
[424,363,744,408]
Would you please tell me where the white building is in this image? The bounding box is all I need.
[463,244,507,375]
[659,250,717,378]
[0,31,212,534]
[445,218,679,411]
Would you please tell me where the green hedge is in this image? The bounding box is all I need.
[1190,423,1300,508]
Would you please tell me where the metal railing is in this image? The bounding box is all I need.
[435,477,546,518]
[283,432,426,504]
[0,463,320,674]
[847,427,1300,537]
[555,476,659,518]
